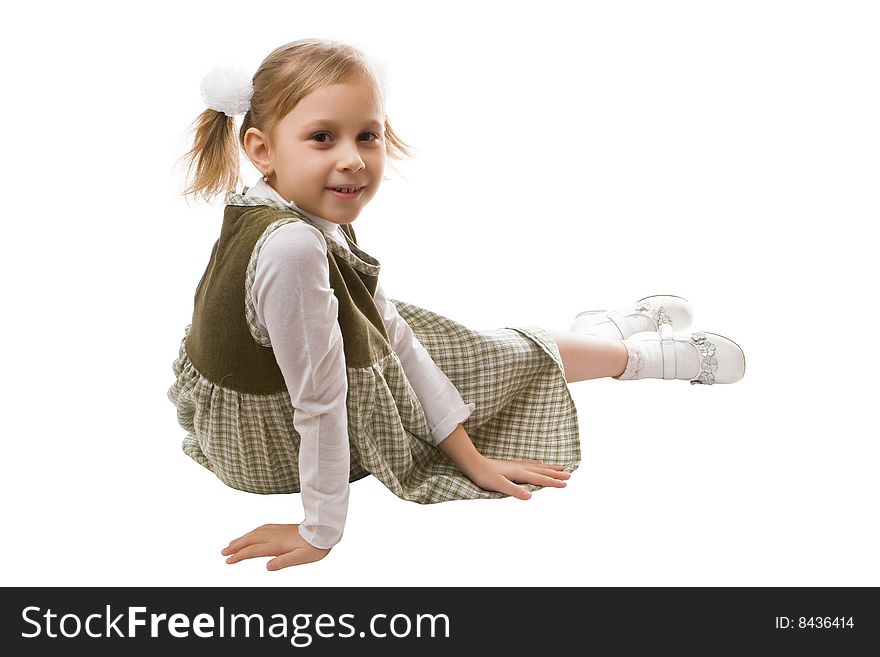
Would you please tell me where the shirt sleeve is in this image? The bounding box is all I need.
[372,279,475,444]
[252,222,350,550]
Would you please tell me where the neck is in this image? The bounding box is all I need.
[250,179,339,233]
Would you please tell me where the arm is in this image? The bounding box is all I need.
[372,279,475,444]
[222,223,349,569]
[439,422,572,500]
[437,422,486,479]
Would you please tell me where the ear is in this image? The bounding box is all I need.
[243,127,272,175]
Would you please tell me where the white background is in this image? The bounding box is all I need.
[1,0,877,586]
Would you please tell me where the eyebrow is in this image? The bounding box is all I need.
[302,119,383,130]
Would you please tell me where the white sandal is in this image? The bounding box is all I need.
[571,294,693,339]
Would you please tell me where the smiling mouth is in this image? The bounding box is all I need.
[327,186,364,193]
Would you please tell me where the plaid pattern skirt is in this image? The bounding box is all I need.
[167,299,580,503]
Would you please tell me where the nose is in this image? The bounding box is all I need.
[337,140,366,172]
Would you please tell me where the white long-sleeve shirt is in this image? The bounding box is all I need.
[247,180,474,549]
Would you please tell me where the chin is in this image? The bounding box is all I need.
[331,209,361,223]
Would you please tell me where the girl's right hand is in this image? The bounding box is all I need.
[221,523,331,570]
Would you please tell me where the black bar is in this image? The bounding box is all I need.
[2,587,876,654]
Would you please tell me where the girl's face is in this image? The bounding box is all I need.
[251,81,386,224]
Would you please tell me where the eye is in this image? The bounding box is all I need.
[310,131,382,143]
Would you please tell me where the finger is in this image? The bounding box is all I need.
[526,465,571,480]
[225,543,273,564]
[222,529,270,555]
[222,535,255,555]
[500,477,532,500]
[267,548,315,571]
[507,467,567,488]
[524,471,568,488]
[518,459,566,470]
[222,538,256,556]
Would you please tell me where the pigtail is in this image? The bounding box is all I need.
[178,108,242,204]
[383,121,415,161]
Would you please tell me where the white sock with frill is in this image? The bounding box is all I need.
[579,313,655,339]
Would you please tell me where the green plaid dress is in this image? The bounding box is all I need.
[168,192,581,504]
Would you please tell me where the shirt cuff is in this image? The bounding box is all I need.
[298,523,342,550]
[432,402,476,445]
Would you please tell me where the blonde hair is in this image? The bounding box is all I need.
[179,38,414,204]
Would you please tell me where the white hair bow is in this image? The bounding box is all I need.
[200,67,254,117]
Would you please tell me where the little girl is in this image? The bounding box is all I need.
[168,38,745,571]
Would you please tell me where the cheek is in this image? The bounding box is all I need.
[281,145,315,167]
[369,152,386,174]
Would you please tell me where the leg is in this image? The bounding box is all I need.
[548,330,628,383]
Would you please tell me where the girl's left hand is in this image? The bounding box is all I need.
[221,523,331,570]
[465,457,571,500]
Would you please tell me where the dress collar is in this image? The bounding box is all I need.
[244,179,340,234]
